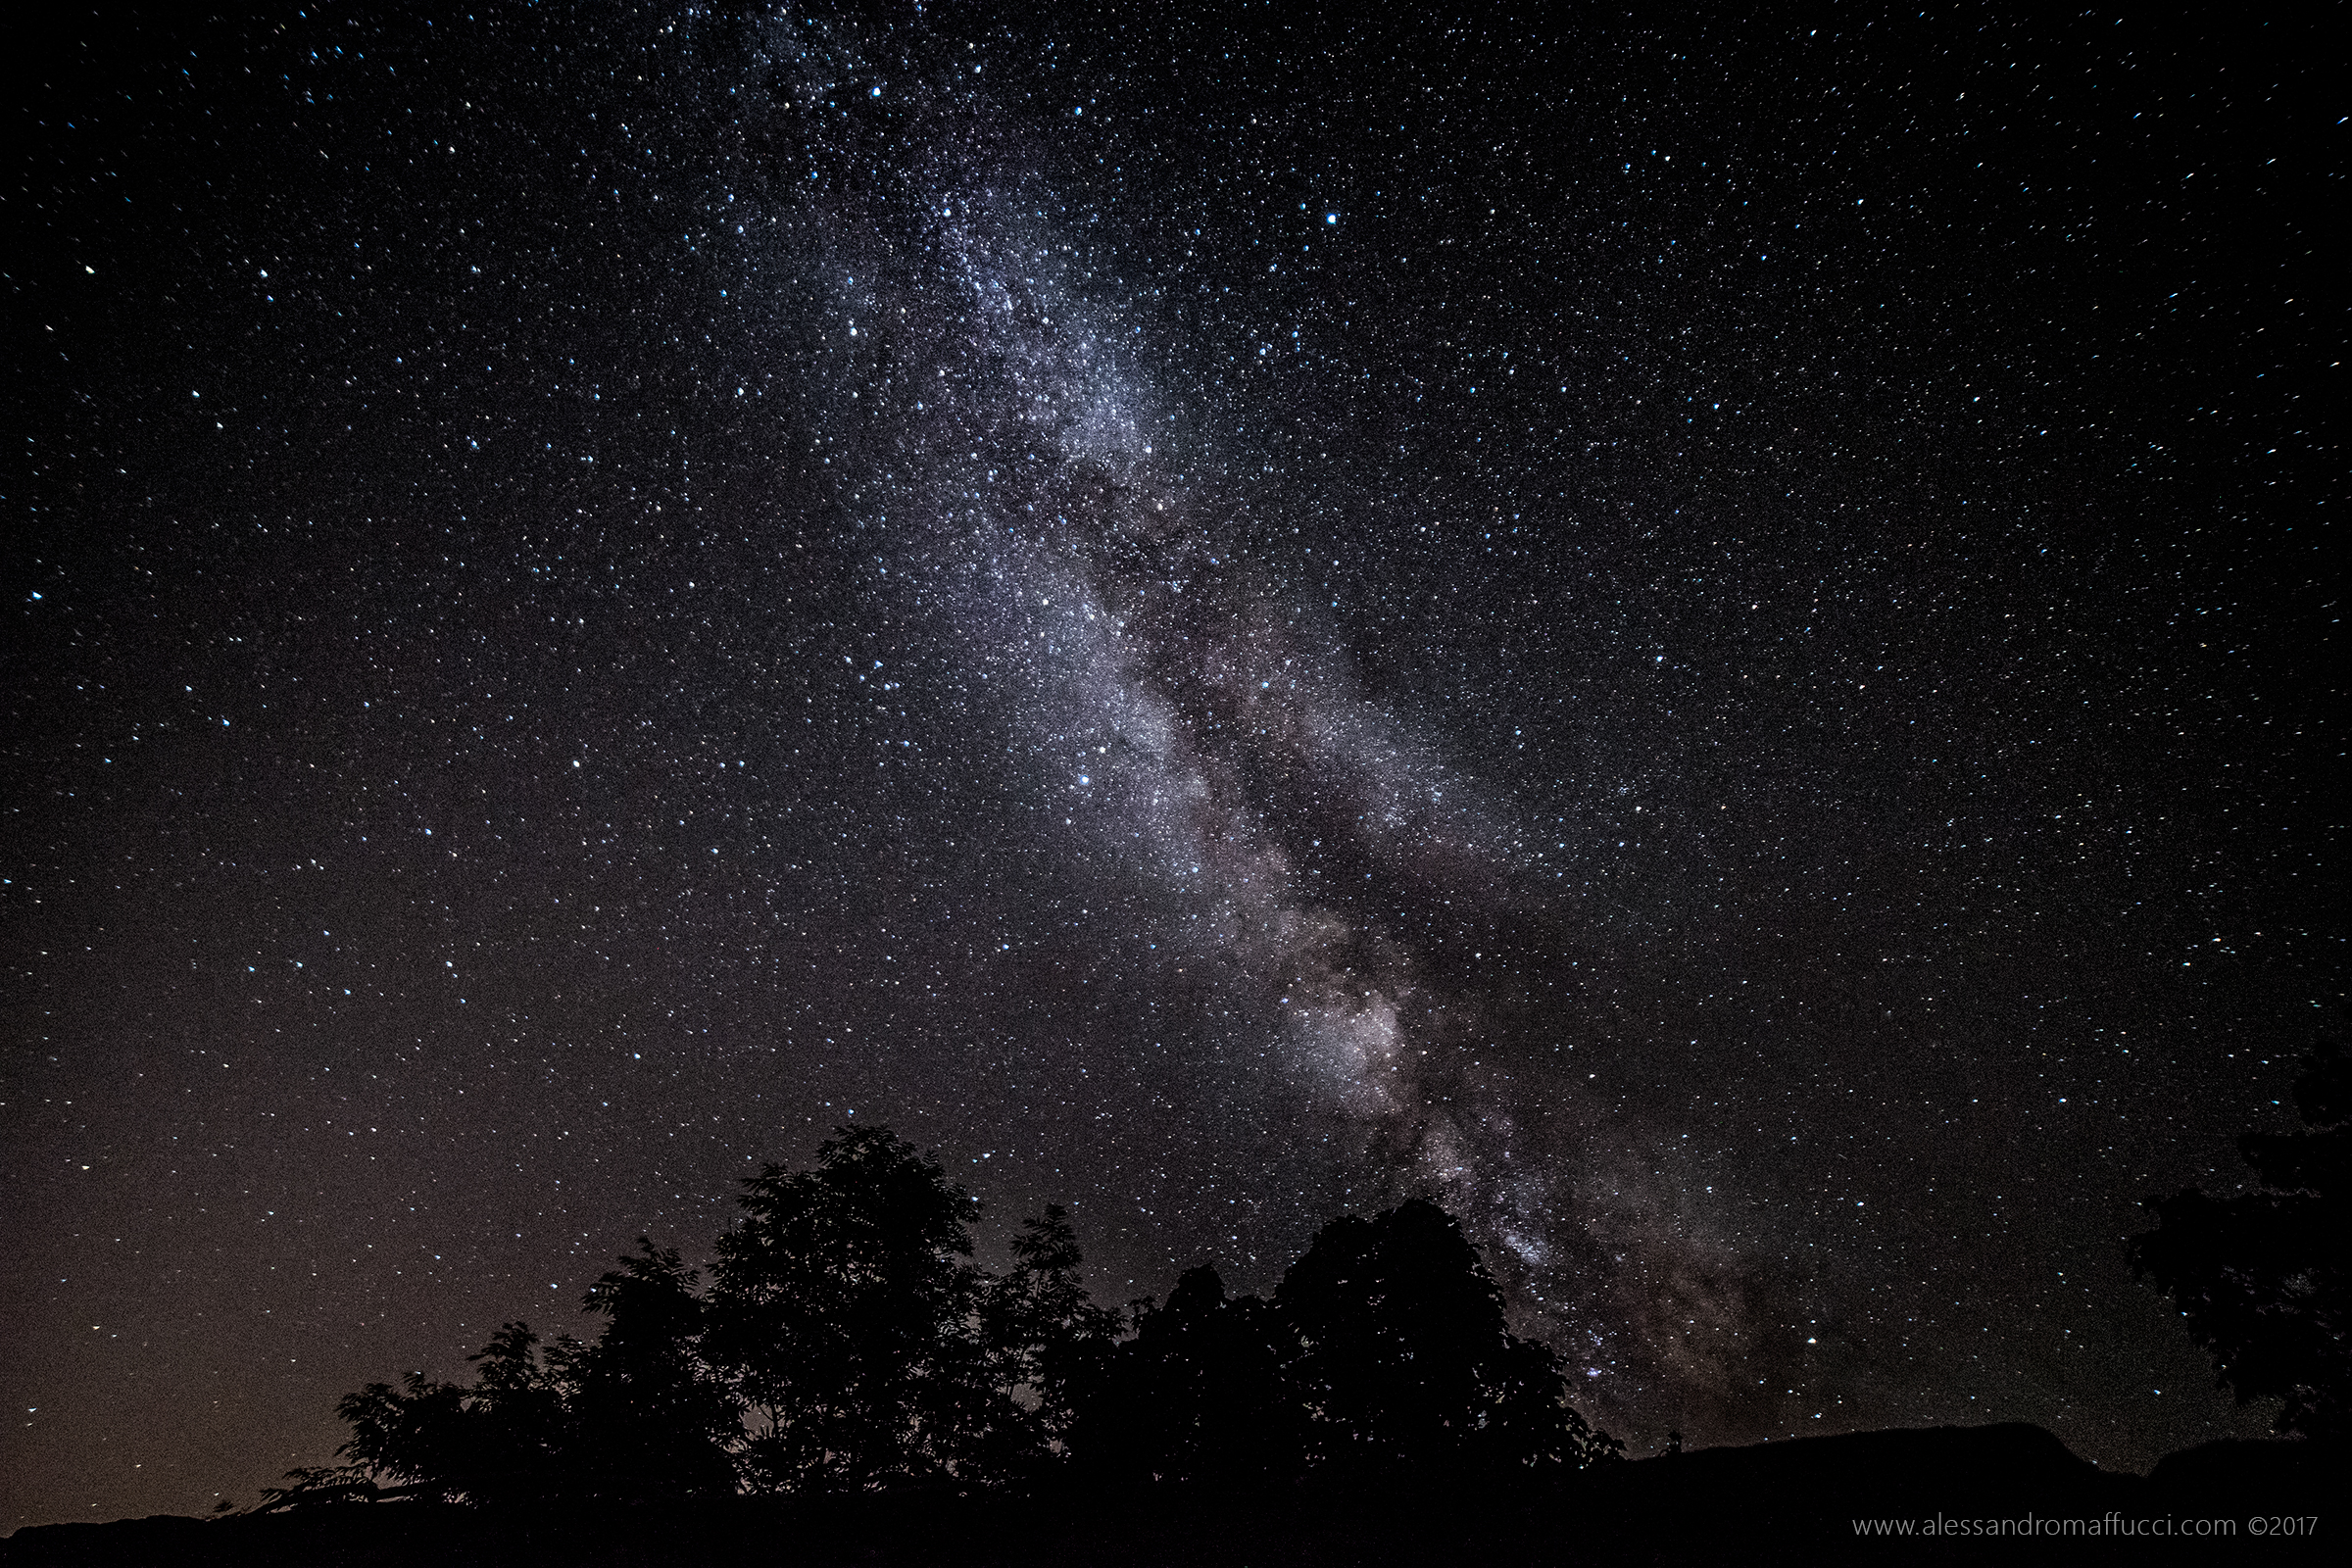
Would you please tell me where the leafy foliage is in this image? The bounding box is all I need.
[705,1125,991,1492]
[567,1241,741,1501]
[280,1127,1616,1510]
[1276,1199,1620,1480]
[2130,1038,2351,1439]
[265,1333,564,1512]
[978,1204,1127,1477]
[1071,1264,1304,1489]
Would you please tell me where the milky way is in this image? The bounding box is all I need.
[783,59,1784,1424]
[9,3,2332,1526]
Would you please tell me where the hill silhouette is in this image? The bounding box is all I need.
[5,1426,2342,1565]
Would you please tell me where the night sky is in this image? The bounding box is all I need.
[7,2,2337,1528]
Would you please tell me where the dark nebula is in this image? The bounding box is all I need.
[6,2,2335,1526]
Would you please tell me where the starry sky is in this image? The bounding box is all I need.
[7,1,2338,1528]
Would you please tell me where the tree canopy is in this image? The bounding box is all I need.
[2130,1038,2351,1440]
[1278,1199,1617,1479]
[267,1127,1617,1510]
[706,1126,991,1492]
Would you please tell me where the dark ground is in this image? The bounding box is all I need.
[3,1426,2339,1565]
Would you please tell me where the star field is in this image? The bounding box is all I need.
[6,1,2337,1526]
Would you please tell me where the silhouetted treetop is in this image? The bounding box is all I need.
[1279,1199,1616,1479]
[707,1125,990,1494]
[308,1322,573,1510]
[1073,1264,1304,1490]
[277,1129,1614,1514]
[979,1204,1124,1474]
[567,1240,739,1501]
[2131,1038,2350,1440]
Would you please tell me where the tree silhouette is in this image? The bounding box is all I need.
[454,1320,575,1504]
[705,1125,990,1493]
[977,1205,1126,1478]
[1277,1199,1618,1482]
[2130,1038,2351,1439]
[565,1239,742,1502]
[277,1321,573,1509]
[1072,1264,1305,1490]
[255,1374,468,1510]
[284,1129,1620,1513]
